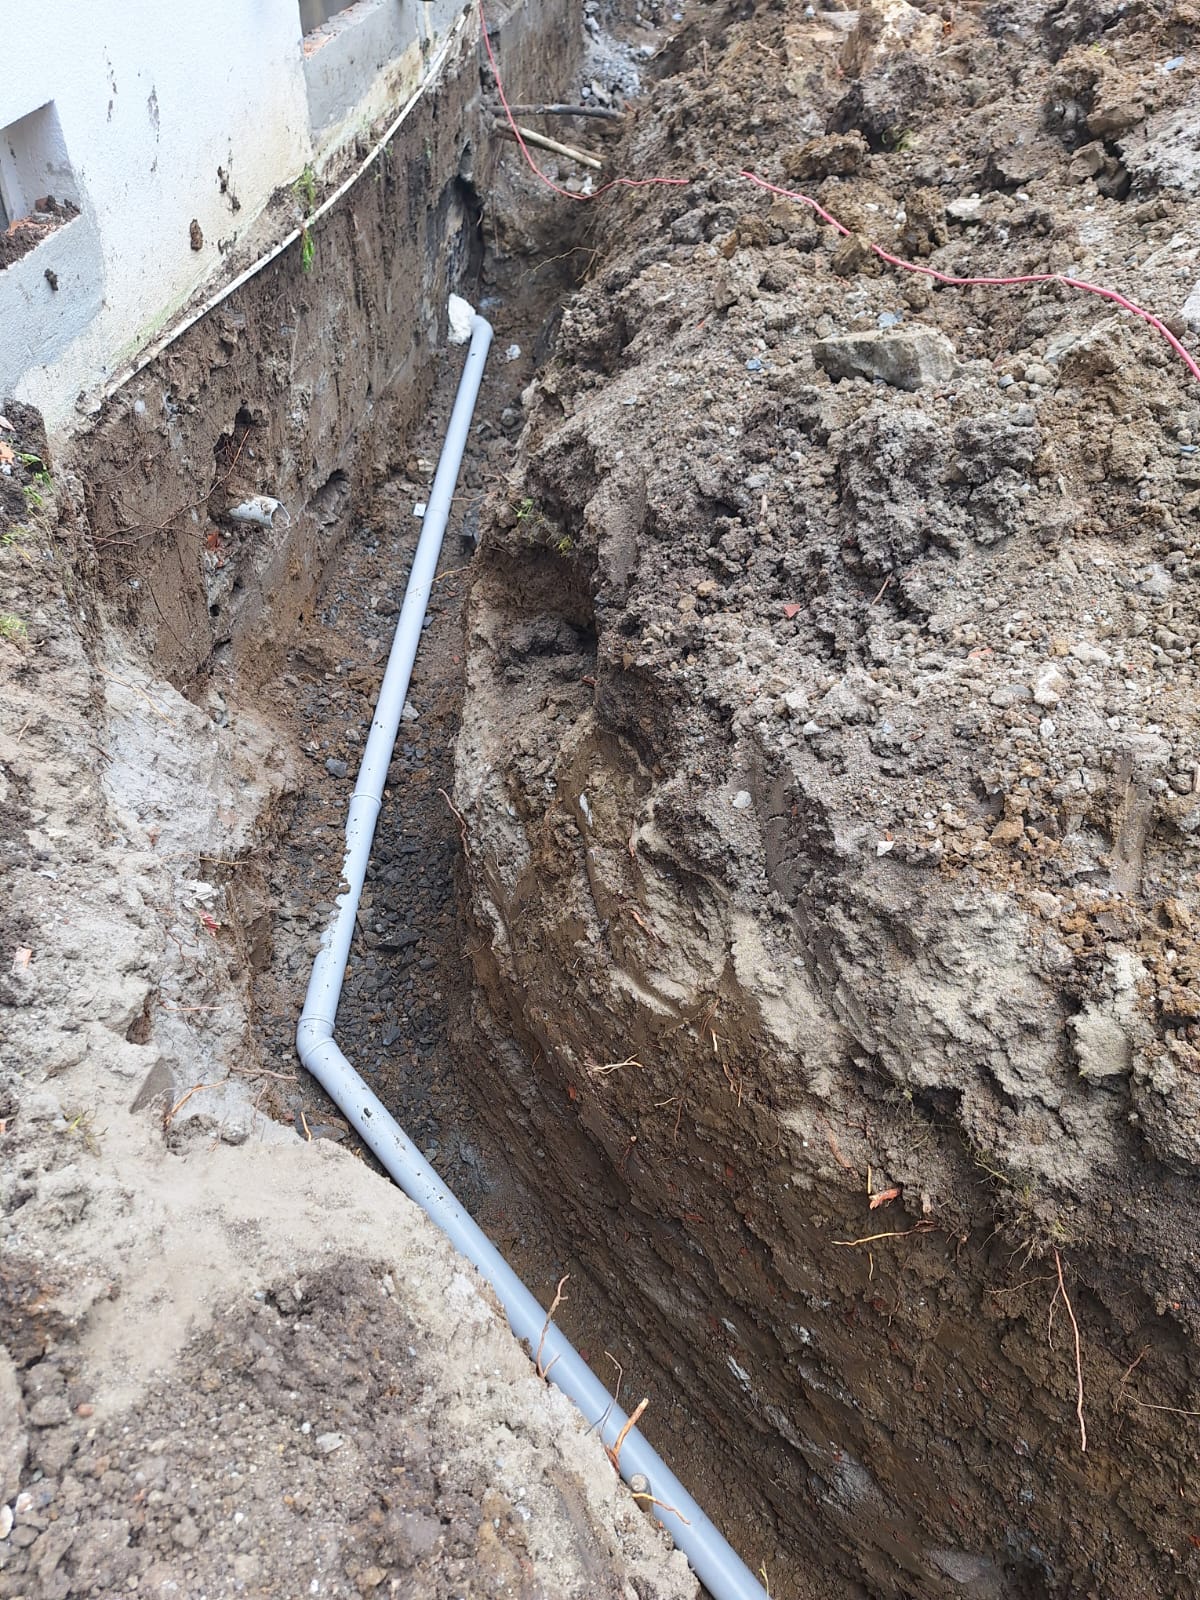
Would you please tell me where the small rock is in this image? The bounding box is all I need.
[813,328,957,391]
[1024,362,1054,387]
[990,685,1031,709]
[731,790,753,810]
[1069,640,1111,666]
[325,758,349,779]
[28,1396,71,1429]
[946,194,983,223]
[1138,564,1173,600]
[173,1514,201,1550]
[990,817,1025,845]
[842,0,942,76]
[316,1432,345,1454]
[1032,665,1065,708]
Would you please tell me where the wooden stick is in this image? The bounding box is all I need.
[493,122,603,172]
[507,102,625,120]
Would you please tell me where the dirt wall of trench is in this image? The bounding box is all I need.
[454,1,1200,1594]
[66,0,578,695]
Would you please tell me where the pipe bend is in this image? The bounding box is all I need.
[293,315,769,1600]
[296,1014,334,1065]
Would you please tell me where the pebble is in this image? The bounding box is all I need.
[325,758,349,779]
[316,1433,345,1454]
[1024,362,1054,386]
[998,374,1014,389]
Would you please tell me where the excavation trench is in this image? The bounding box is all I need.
[66,0,1200,1595]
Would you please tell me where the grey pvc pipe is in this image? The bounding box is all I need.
[296,313,769,1600]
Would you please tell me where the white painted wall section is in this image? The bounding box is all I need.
[0,0,470,436]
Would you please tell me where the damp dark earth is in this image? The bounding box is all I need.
[4,0,1200,1597]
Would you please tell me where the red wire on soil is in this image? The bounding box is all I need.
[479,0,1199,388]
[740,172,1200,387]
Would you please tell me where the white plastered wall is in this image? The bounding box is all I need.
[0,0,465,436]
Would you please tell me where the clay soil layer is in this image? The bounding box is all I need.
[455,0,1200,1595]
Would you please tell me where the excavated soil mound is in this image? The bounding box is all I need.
[456,1,1200,1594]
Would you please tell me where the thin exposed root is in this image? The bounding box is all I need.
[589,1056,643,1076]
[437,787,469,851]
[631,1490,691,1525]
[95,664,176,723]
[607,1396,649,1473]
[1053,1248,1087,1452]
[1113,1346,1149,1413]
[832,1223,935,1248]
[162,1082,220,1130]
[535,1274,569,1380]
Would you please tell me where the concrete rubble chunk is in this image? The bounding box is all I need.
[813,328,958,391]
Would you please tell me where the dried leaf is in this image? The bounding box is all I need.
[11,947,32,973]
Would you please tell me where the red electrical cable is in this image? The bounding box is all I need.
[477,0,1199,388]
[741,172,1200,387]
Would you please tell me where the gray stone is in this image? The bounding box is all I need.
[1070,1007,1132,1082]
[0,1353,27,1503]
[813,328,957,391]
